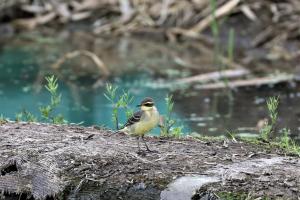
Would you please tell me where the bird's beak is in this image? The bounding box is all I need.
[136,104,141,107]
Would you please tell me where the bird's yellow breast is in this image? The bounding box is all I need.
[130,109,159,136]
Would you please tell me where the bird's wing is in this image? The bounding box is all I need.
[123,110,143,127]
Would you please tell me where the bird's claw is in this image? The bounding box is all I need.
[137,149,147,156]
[146,149,159,153]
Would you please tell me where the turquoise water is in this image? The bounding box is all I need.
[0,40,185,134]
[2,34,300,142]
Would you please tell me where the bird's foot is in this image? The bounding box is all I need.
[145,148,159,153]
[115,130,128,135]
[137,149,147,156]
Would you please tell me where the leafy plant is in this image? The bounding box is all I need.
[0,114,7,124]
[267,96,279,126]
[39,75,65,124]
[260,124,272,141]
[278,128,300,155]
[15,112,23,122]
[289,140,300,155]
[260,96,279,141]
[160,95,183,137]
[15,109,37,122]
[226,130,237,142]
[104,83,134,129]
[279,128,290,148]
[172,126,184,138]
[23,110,37,122]
[160,95,175,136]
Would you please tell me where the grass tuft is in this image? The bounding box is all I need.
[39,75,66,124]
[104,83,134,129]
[260,96,279,141]
[160,95,184,138]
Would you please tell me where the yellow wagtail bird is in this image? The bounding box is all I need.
[120,97,160,152]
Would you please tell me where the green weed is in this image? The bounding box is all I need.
[248,96,300,155]
[260,96,279,140]
[226,130,237,142]
[0,114,8,124]
[267,96,279,125]
[39,75,66,124]
[217,191,270,200]
[104,83,134,129]
[277,128,300,155]
[289,140,300,155]
[160,95,184,137]
[23,110,37,122]
[160,95,175,136]
[12,75,65,124]
[171,126,184,139]
[15,112,22,122]
[279,128,290,148]
[15,109,37,122]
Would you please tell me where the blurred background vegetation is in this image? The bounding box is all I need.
[1,0,300,141]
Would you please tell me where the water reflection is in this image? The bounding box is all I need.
[176,85,300,141]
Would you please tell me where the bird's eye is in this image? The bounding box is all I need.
[144,103,153,107]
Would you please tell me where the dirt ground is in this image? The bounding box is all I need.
[0,122,299,199]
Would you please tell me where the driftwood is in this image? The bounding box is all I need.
[175,69,250,85]
[2,0,299,43]
[149,71,295,90]
[51,50,110,77]
[194,73,295,90]
[0,122,300,199]
[186,0,240,36]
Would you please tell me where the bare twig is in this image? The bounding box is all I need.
[51,50,110,77]
[188,0,240,35]
[13,12,56,30]
[240,4,257,21]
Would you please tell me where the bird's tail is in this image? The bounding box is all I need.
[115,126,129,135]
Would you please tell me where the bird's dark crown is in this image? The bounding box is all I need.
[138,97,155,107]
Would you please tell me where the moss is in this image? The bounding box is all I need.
[217,192,270,200]
[217,192,248,200]
[236,136,300,157]
[191,134,226,142]
[152,177,171,188]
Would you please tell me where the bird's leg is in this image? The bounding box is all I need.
[142,136,155,152]
[137,136,147,156]
[137,136,141,151]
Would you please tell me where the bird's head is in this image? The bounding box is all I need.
[137,97,155,111]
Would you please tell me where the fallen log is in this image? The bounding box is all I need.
[0,122,299,199]
[175,69,250,85]
[194,73,295,90]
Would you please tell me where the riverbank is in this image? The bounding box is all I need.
[0,122,299,199]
